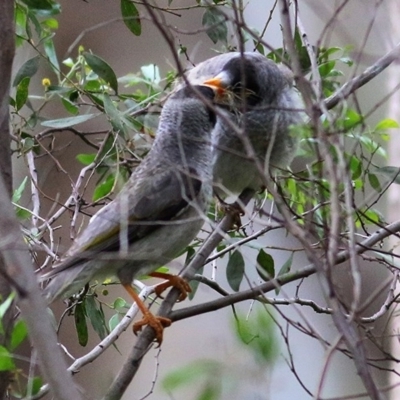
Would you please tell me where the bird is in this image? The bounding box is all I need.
[41,84,217,344]
[177,51,304,202]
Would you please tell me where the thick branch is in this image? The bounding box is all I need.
[0,174,82,400]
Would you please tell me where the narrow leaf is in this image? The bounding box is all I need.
[10,320,28,350]
[41,113,99,128]
[43,38,60,79]
[76,153,96,166]
[13,56,40,87]
[74,302,88,346]
[226,250,245,292]
[83,52,118,93]
[85,296,107,340]
[92,174,115,201]
[12,177,28,203]
[16,77,30,111]
[275,253,293,294]
[256,249,275,281]
[121,0,141,36]
[202,8,227,44]
[0,346,15,371]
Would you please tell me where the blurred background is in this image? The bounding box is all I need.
[13,1,400,399]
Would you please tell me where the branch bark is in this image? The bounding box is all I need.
[0,1,16,397]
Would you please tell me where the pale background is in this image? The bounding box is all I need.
[13,1,400,399]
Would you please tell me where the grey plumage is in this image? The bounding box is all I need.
[42,85,216,302]
[179,52,304,199]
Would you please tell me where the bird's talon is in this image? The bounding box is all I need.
[132,313,171,345]
[152,274,191,301]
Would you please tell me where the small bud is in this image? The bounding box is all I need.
[42,78,51,87]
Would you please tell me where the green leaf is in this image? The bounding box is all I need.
[0,292,15,320]
[374,166,400,184]
[226,250,245,292]
[26,376,43,396]
[318,60,335,77]
[83,52,118,94]
[76,153,96,166]
[162,360,219,392]
[349,155,362,180]
[112,297,129,311]
[0,346,15,371]
[375,118,399,131]
[85,296,107,340]
[275,254,293,294]
[202,7,227,44]
[93,174,115,201]
[256,249,274,281]
[103,94,125,133]
[10,320,28,351]
[121,0,141,36]
[13,56,40,87]
[233,308,278,365]
[278,254,292,277]
[74,302,88,347]
[197,382,221,400]
[12,177,28,203]
[61,97,79,115]
[43,38,60,79]
[41,113,99,128]
[108,313,120,331]
[20,0,54,10]
[15,77,30,111]
[343,109,362,130]
[368,173,382,192]
[15,206,32,220]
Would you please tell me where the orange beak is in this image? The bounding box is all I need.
[202,77,226,97]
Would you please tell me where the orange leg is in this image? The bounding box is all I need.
[149,272,192,302]
[123,284,171,346]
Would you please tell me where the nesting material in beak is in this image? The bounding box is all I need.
[203,77,225,96]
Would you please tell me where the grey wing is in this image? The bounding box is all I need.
[43,167,203,276]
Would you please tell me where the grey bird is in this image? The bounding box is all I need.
[41,85,217,343]
[179,52,304,201]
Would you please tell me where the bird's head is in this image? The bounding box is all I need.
[202,55,262,109]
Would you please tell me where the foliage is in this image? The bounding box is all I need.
[3,0,400,399]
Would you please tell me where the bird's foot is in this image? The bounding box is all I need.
[216,199,244,229]
[133,312,171,346]
[151,272,191,302]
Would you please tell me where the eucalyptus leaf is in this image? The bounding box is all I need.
[83,52,118,94]
[226,250,245,292]
[41,113,99,128]
[373,166,400,184]
[74,302,88,347]
[256,249,275,281]
[202,7,227,44]
[13,56,40,87]
[121,0,141,36]
[0,346,15,371]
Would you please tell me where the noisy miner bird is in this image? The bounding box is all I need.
[178,52,304,201]
[41,85,217,344]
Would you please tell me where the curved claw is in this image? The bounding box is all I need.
[150,273,192,302]
[133,312,171,346]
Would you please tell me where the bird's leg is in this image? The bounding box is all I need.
[150,272,191,302]
[123,284,171,346]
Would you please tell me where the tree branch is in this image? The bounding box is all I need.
[0,173,83,399]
